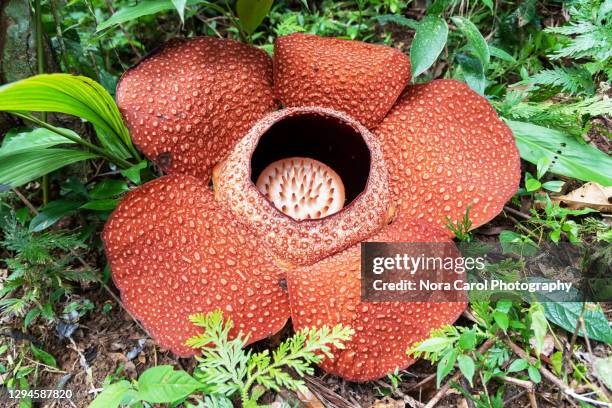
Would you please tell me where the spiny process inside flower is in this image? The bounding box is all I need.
[255,157,346,220]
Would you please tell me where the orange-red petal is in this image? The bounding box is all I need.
[102,175,290,356]
[287,221,466,381]
[117,37,277,181]
[375,80,520,232]
[274,34,411,129]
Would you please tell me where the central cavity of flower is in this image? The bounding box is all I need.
[256,157,345,220]
[249,109,373,223]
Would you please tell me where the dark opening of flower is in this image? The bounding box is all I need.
[105,33,520,381]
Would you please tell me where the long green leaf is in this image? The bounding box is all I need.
[410,16,449,78]
[97,0,222,31]
[0,149,98,189]
[508,120,612,186]
[172,0,187,22]
[451,16,490,69]
[98,0,178,30]
[0,127,79,155]
[0,74,134,159]
[456,53,486,95]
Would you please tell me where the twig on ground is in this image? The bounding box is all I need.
[495,375,538,408]
[498,375,535,391]
[304,375,358,408]
[504,206,531,221]
[405,373,436,392]
[528,391,539,408]
[504,336,612,407]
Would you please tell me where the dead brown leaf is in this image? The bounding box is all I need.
[552,182,612,212]
[369,397,404,408]
[296,388,326,408]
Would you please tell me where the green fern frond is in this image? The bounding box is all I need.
[186,311,353,405]
[526,66,594,95]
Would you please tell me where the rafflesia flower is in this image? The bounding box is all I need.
[103,34,520,381]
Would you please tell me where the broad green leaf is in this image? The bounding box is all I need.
[375,14,419,29]
[457,354,475,386]
[481,0,494,11]
[0,149,99,189]
[81,199,119,211]
[525,177,542,192]
[489,46,517,63]
[136,365,201,403]
[542,180,564,192]
[456,53,485,95]
[540,302,612,344]
[89,380,132,408]
[496,300,513,313]
[410,16,448,78]
[121,161,148,185]
[413,336,455,353]
[530,306,547,356]
[428,0,453,15]
[236,0,274,35]
[458,329,476,351]
[506,358,528,373]
[451,16,490,68]
[499,230,538,256]
[436,349,458,388]
[30,344,57,368]
[0,128,79,155]
[536,156,551,179]
[88,180,129,199]
[99,0,191,31]
[29,199,83,232]
[493,310,509,333]
[0,74,134,159]
[97,0,226,30]
[171,0,187,22]
[508,120,612,186]
[550,351,563,375]
[528,365,541,383]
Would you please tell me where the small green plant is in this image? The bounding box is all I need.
[446,205,473,242]
[0,214,95,326]
[408,300,542,394]
[536,195,596,242]
[187,310,353,406]
[0,338,58,404]
[90,311,353,407]
[520,171,564,195]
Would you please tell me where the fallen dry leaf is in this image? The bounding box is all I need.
[530,334,555,356]
[553,182,612,212]
[458,398,470,408]
[594,357,612,391]
[369,397,404,408]
[295,388,325,408]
